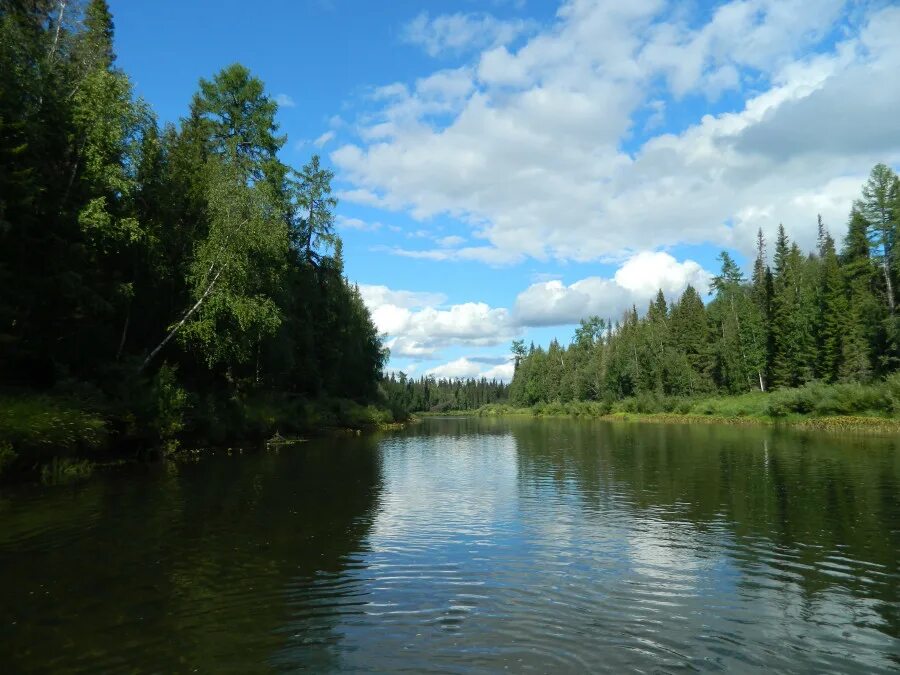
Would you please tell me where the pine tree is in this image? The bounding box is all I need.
[839,208,878,381]
[816,219,845,382]
[770,226,796,388]
[670,285,711,393]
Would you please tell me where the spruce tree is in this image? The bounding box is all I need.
[816,223,845,382]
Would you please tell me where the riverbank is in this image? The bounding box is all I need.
[426,381,900,433]
[0,391,402,483]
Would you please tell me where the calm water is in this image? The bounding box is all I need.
[1,418,899,673]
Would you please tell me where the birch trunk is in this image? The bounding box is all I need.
[141,269,221,371]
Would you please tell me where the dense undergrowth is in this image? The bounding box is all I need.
[0,388,400,483]
[461,378,900,429]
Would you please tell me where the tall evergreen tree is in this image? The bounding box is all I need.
[859,163,900,314]
[816,220,845,382]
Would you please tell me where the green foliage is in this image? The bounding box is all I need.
[149,364,189,442]
[383,374,510,414]
[0,394,107,477]
[0,3,389,473]
[764,382,889,418]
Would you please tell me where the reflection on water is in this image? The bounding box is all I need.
[0,418,898,672]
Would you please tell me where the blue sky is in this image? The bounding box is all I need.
[112,0,900,380]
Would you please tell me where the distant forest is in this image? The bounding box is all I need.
[510,164,900,406]
[383,375,509,414]
[0,1,386,440]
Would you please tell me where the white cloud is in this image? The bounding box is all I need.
[425,357,515,381]
[359,250,710,361]
[437,235,466,247]
[275,93,296,108]
[313,130,336,148]
[513,251,711,326]
[480,362,515,381]
[358,284,446,310]
[402,11,533,57]
[358,283,517,358]
[335,214,382,232]
[375,244,524,266]
[334,1,900,264]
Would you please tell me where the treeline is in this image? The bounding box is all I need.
[510,164,900,406]
[382,374,509,414]
[0,1,387,454]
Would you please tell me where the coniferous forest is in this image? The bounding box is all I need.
[382,374,510,414]
[508,165,900,416]
[0,0,389,476]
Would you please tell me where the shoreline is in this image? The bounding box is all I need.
[0,392,407,485]
[422,407,900,434]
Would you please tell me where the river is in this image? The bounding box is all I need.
[1,417,898,672]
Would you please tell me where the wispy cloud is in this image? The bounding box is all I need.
[313,130,335,148]
[335,214,382,232]
[274,93,296,108]
[402,11,533,58]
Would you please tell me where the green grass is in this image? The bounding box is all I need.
[0,393,108,478]
[432,379,900,433]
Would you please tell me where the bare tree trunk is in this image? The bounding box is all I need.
[141,270,221,371]
[48,1,67,61]
[882,259,895,314]
[116,308,130,361]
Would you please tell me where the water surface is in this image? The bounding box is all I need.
[1,418,898,672]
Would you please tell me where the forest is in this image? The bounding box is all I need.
[508,164,900,417]
[382,374,509,414]
[0,0,389,476]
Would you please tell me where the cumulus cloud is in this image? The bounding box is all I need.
[402,11,533,57]
[513,251,711,326]
[358,284,518,358]
[334,1,900,263]
[358,250,711,360]
[358,284,447,310]
[425,357,515,381]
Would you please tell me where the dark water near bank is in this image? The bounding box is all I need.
[1,418,899,673]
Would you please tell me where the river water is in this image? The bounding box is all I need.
[1,417,898,672]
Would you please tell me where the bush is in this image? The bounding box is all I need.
[0,394,107,459]
[0,393,107,478]
[149,365,189,447]
[765,382,890,417]
[882,373,900,413]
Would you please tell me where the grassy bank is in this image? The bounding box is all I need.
[0,390,402,483]
[444,380,900,433]
[0,395,109,482]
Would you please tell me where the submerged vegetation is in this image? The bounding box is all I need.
[0,1,393,479]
